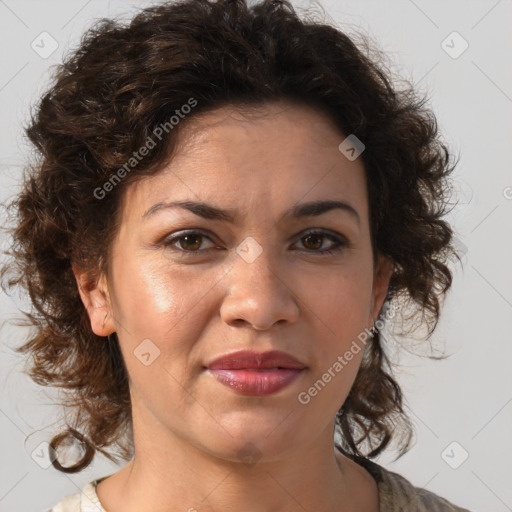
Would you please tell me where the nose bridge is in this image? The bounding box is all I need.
[236,238,278,288]
[220,236,299,329]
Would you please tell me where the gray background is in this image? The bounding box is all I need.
[1,1,511,511]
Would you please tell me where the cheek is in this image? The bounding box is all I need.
[297,275,370,415]
[110,255,228,382]
[111,257,209,411]
[109,257,192,378]
[112,254,205,333]
[297,264,373,408]
[308,265,374,340]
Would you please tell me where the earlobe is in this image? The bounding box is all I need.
[369,254,394,326]
[73,266,116,337]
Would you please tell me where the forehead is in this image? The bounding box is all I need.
[120,100,368,225]
[178,99,345,153]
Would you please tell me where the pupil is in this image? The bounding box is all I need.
[182,235,201,250]
[304,234,322,250]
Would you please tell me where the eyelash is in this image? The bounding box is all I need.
[161,229,347,256]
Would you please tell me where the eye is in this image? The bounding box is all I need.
[293,229,347,255]
[162,230,217,252]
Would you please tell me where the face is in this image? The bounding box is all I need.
[76,100,393,464]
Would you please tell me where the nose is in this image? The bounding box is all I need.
[220,247,300,330]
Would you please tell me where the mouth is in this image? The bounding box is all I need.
[206,368,305,396]
[206,349,306,371]
[204,349,306,396]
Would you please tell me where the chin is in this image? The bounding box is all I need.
[200,423,305,464]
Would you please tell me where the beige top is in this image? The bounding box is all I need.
[47,456,472,512]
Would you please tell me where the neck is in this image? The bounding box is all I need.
[96,406,378,512]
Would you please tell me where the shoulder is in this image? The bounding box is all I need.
[47,478,108,512]
[353,456,473,512]
[46,491,80,512]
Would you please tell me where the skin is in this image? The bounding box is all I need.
[75,100,393,512]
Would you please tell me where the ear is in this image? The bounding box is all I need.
[73,265,116,337]
[368,254,394,327]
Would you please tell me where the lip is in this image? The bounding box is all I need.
[207,369,304,396]
[206,349,306,371]
[205,350,306,396]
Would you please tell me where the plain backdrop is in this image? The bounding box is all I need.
[0,1,511,511]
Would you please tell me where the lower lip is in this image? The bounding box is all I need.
[207,369,304,396]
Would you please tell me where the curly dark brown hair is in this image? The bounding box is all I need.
[1,0,459,473]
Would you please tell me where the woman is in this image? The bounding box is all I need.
[1,0,470,510]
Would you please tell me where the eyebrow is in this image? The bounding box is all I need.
[142,199,360,226]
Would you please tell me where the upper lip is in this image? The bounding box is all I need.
[206,350,306,370]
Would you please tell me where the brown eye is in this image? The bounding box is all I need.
[302,233,324,250]
[162,231,216,253]
[177,234,203,251]
[295,229,347,255]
